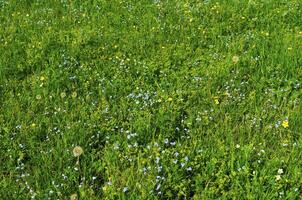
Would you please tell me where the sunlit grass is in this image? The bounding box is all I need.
[1,0,302,199]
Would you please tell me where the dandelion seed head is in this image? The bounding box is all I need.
[73,146,83,157]
[232,55,240,64]
[70,193,78,200]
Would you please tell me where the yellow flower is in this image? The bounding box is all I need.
[232,55,239,64]
[282,120,289,128]
[73,146,83,157]
[40,76,46,81]
[167,97,173,102]
[213,96,219,105]
[102,185,108,192]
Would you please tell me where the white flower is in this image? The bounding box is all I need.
[170,141,176,146]
[278,168,284,174]
[123,187,128,193]
[275,175,281,181]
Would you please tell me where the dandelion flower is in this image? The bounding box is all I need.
[281,120,289,128]
[213,96,219,105]
[73,146,83,157]
[70,193,78,200]
[232,55,239,64]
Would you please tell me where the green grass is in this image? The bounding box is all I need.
[1,0,302,199]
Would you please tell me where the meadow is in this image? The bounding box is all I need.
[1,0,302,199]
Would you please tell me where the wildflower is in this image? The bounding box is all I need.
[235,144,240,149]
[170,141,176,146]
[278,168,284,174]
[40,76,45,81]
[167,97,173,102]
[157,166,162,172]
[123,187,129,193]
[72,92,77,98]
[281,120,289,128]
[213,96,219,105]
[232,55,239,64]
[36,95,42,100]
[60,92,66,98]
[73,146,83,157]
[102,185,108,192]
[70,193,78,200]
[275,175,281,181]
[282,143,288,147]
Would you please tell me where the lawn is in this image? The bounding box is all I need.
[0,0,302,199]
